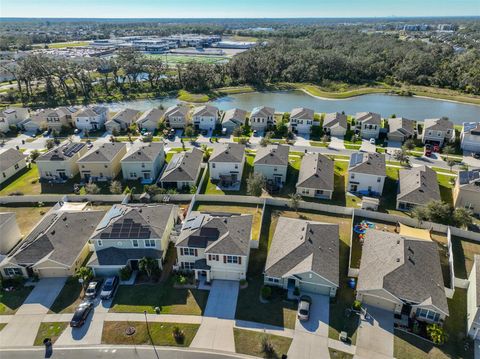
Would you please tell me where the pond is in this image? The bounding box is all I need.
[102,90,480,124]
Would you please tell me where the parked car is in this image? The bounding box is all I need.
[369,138,376,145]
[473,153,480,160]
[74,128,81,135]
[70,301,93,327]
[100,276,119,300]
[42,130,51,137]
[168,128,175,140]
[84,280,103,300]
[433,144,440,152]
[424,145,433,157]
[297,295,312,321]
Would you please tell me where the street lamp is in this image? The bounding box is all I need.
[144,310,160,359]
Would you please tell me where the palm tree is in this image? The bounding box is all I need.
[139,257,157,278]
[75,267,93,296]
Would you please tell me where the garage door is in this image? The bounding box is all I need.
[212,270,241,281]
[362,295,397,311]
[37,267,69,278]
[300,282,331,295]
[93,267,121,277]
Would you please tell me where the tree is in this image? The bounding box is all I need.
[289,193,302,212]
[442,145,454,160]
[75,267,93,296]
[411,205,429,226]
[139,257,157,278]
[453,207,473,229]
[426,200,452,224]
[189,185,198,194]
[109,180,122,194]
[45,139,55,150]
[30,150,40,162]
[404,139,415,152]
[184,125,195,141]
[446,159,456,172]
[232,127,243,137]
[259,135,271,147]
[246,173,266,197]
[427,323,447,345]
[84,182,100,194]
[393,148,410,166]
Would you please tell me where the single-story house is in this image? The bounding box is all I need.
[289,107,314,134]
[347,152,386,196]
[387,117,415,143]
[0,212,21,255]
[323,112,347,137]
[453,169,480,215]
[164,104,190,129]
[159,148,203,190]
[36,142,87,182]
[136,108,165,132]
[0,148,27,185]
[121,142,165,183]
[77,142,127,182]
[192,105,219,131]
[208,143,245,187]
[105,108,141,133]
[254,144,289,188]
[356,112,381,139]
[461,122,480,153]
[250,106,275,133]
[396,166,441,211]
[421,118,455,147]
[221,108,247,134]
[296,153,334,200]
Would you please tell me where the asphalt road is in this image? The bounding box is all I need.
[2,346,252,359]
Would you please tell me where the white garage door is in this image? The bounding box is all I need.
[362,295,397,312]
[212,270,241,281]
[37,268,69,278]
[300,282,331,295]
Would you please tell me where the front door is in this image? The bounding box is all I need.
[130,260,139,270]
[350,184,357,192]
[287,278,296,289]
[231,173,238,183]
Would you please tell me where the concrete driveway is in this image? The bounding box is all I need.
[355,305,394,359]
[360,140,377,153]
[204,280,239,320]
[329,136,346,150]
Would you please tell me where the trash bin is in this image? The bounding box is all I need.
[43,338,52,347]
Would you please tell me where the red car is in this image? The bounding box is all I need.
[433,144,440,152]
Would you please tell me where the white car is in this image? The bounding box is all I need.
[297,295,312,321]
[369,138,376,145]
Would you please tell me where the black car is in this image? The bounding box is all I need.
[100,276,119,300]
[84,280,103,300]
[473,153,480,160]
[70,301,93,327]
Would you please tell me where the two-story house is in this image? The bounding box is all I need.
[0,108,29,132]
[105,108,141,133]
[192,105,219,131]
[289,107,314,134]
[159,148,203,190]
[453,169,480,215]
[164,104,190,129]
[296,153,334,200]
[136,108,165,132]
[73,106,109,131]
[0,148,27,185]
[387,117,416,143]
[250,106,275,133]
[88,204,178,276]
[77,142,127,182]
[421,118,455,147]
[221,108,247,134]
[461,122,480,153]
[36,142,87,182]
[208,143,245,188]
[254,144,289,188]
[26,107,77,132]
[323,112,347,137]
[175,211,253,282]
[121,142,165,184]
[347,152,386,195]
[356,112,382,139]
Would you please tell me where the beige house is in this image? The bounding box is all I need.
[0,212,22,255]
[0,108,29,132]
[356,112,381,139]
[421,118,455,146]
[121,142,165,183]
[254,144,289,188]
[396,166,441,211]
[323,112,347,137]
[296,153,334,200]
[36,142,87,182]
[0,148,27,185]
[289,107,314,134]
[77,142,127,182]
[250,106,275,133]
[159,148,203,190]
[387,117,415,143]
[208,143,245,188]
[136,108,165,132]
[27,107,77,132]
[164,104,190,129]
[105,108,141,133]
[453,169,480,215]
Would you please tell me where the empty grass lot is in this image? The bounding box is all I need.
[33,322,68,346]
[0,164,40,195]
[0,286,33,315]
[49,277,83,313]
[102,321,200,347]
[0,205,51,236]
[233,328,293,358]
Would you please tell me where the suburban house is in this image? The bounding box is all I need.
[105,108,141,133]
[396,166,441,211]
[421,118,455,146]
[0,212,21,254]
[347,152,386,195]
[387,117,416,143]
[0,202,105,278]
[36,142,87,182]
[356,112,381,139]
[289,107,314,134]
[88,204,178,277]
[254,144,289,188]
[0,108,29,132]
[467,255,480,339]
[164,104,190,129]
[208,143,245,188]
[221,108,247,134]
[453,169,480,215]
[192,105,219,131]
[136,108,165,132]
[296,153,334,200]
[72,106,109,131]
[0,148,27,185]
[250,106,275,133]
[356,229,449,324]
[461,122,480,153]
[77,142,127,182]
[264,217,339,297]
[159,148,203,190]
[26,107,77,132]
[323,112,347,137]
[121,143,165,183]
[175,211,253,281]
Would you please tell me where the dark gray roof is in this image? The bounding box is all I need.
[357,229,448,316]
[254,145,289,166]
[111,108,140,124]
[92,204,176,240]
[160,148,203,183]
[90,247,163,266]
[290,107,314,120]
[37,142,85,161]
[222,108,247,126]
[349,152,386,177]
[192,105,218,117]
[297,153,334,191]
[398,166,441,205]
[265,217,339,286]
[176,212,252,256]
[356,112,381,125]
[0,148,25,172]
[323,112,347,129]
[10,210,105,266]
[121,143,164,163]
[77,142,126,163]
[388,118,415,137]
[136,108,165,126]
[210,143,245,163]
[424,118,454,132]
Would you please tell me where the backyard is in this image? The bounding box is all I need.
[0,164,40,195]
[0,205,52,236]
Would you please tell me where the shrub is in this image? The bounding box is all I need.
[119,266,132,281]
[172,326,185,344]
[261,336,275,356]
[261,285,272,300]
[176,275,187,285]
[239,279,247,286]
[352,300,362,310]
[1,275,25,289]
[427,323,447,345]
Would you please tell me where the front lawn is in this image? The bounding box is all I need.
[109,278,208,315]
[33,322,68,346]
[0,164,40,195]
[0,286,33,315]
[49,277,83,313]
[102,321,200,347]
[234,328,292,358]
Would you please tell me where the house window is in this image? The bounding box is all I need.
[132,240,138,247]
[351,174,355,179]
[212,163,216,168]
[4,267,22,276]
[14,164,19,170]
[104,165,108,168]
[97,240,103,247]
[145,239,156,247]
[182,248,197,256]
[266,276,279,283]
[377,177,381,183]
[130,172,137,178]
[274,168,277,172]
[208,254,219,261]
[227,256,238,264]
[234,164,238,169]
[181,262,195,271]
[416,308,440,322]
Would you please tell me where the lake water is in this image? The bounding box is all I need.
[104,90,480,124]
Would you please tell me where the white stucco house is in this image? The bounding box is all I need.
[356,112,381,139]
[73,106,109,131]
[250,106,275,133]
[121,142,165,184]
[323,112,347,137]
[296,153,334,200]
[461,122,480,153]
[208,143,245,188]
[36,142,87,182]
[421,118,455,147]
[289,107,314,134]
[347,152,386,196]
[0,148,27,185]
[192,105,219,131]
[0,108,29,132]
[254,144,289,188]
[136,108,165,132]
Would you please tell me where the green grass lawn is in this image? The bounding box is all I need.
[49,277,83,314]
[0,286,33,315]
[448,236,480,280]
[177,89,210,103]
[0,164,40,195]
[329,348,354,359]
[33,322,68,346]
[309,141,329,147]
[102,321,200,347]
[0,205,51,236]
[233,328,292,358]
[109,278,208,315]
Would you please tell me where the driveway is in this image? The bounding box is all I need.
[191,280,239,352]
[329,136,345,150]
[355,305,394,359]
[360,140,377,153]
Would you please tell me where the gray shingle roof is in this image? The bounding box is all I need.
[222,108,247,126]
[397,166,441,205]
[90,247,163,266]
[254,145,289,166]
[160,148,203,183]
[349,152,386,177]
[0,148,25,172]
[290,107,314,120]
[77,142,126,163]
[74,108,98,118]
[210,143,245,163]
[357,229,449,316]
[297,153,334,191]
[165,104,189,118]
[111,108,141,124]
[37,142,85,161]
[251,106,275,118]
[265,217,339,286]
[121,143,164,163]
[192,105,218,117]
[323,112,347,129]
[136,108,165,126]
[176,212,252,256]
[356,112,381,125]
[424,118,454,132]
[388,118,415,137]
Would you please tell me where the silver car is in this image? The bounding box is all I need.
[297,295,311,321]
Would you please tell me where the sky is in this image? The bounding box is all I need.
[1,0,479,18]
